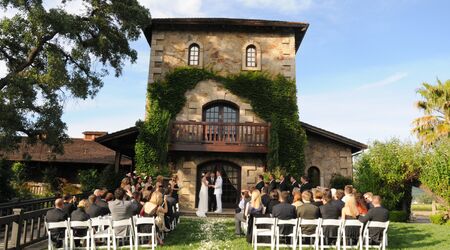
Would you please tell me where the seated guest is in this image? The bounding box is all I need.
[278,174,290,192]
[46,198,69,248]
[155,175,165,193]
[94,189,110,215]
[255,175,265,192]
[320,190,341,245]
[131,191,143,215]
[341,196,360,245]
[358,196,389,245]
[332,189,345,212]
[86,195,103,218]
[62,194,76,216]
[297,191,320,235]
[245,189,264,243]
[234,190,251,235]
[268,174,277,193]
[142,191,168,245]
[355,193,368,216]
[261,187,270,207]
[364,192,374,209]
[312,189,324,207]
[265,190,280,215]
[272,191,297,235]
[70,199,90,247]
[109,188,133,236]
[342,185,354,203]
[105,192,114,203]
[164,188,179,228]
[300,176,313,193]
[169,175,180,203]
[292,191,303,209]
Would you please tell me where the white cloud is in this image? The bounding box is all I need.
[357,72,408,90]
[142,0,205,18]
[237,0,313,13]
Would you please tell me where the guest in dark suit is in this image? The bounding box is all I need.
[265,190,280,215]
[261,187,270,207]
[358,196,389,245]
[208,173,217,212]
[70,200,90,247]
[86,195,103,218]
[164,188,179,228]
[94,189,110,215]
[255,175,265,192]
[131,191,143,215]
[278,174,290,192]
[297,191,320,235]
[290,176,300,192]
[62,194,76,216]
[272,191,297,235]
[332,189,345,212]
[268,174,278,193]
[320,190,341,245]
[46,198,69,248]
[300,176,313,193]
[312,189,324,207]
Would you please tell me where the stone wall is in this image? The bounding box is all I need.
[304,133,354,187]
[148,30,296,84]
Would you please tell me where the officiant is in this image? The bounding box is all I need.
[208,172,217,212]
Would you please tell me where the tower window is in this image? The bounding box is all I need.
[246,45,257,67]
[188,43,200,66]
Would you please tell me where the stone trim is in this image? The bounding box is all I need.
[241,41,262,71]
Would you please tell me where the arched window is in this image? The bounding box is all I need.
[246,45,257,67]
[188,43,200,66]
[202,101,239,123]
[308,166,321,188]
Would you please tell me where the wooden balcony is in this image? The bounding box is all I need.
[169,121,270,153]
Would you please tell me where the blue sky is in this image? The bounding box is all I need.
[4,0,450,144]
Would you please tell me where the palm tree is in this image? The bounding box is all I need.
[412,79,450,146]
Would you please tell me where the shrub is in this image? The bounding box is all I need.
[0,159,15,202]
[43,167,60,194]
[78,169,99,193]
[329,173,353,189]
[99,165,124,191]
[429,213,447,225]
[389,210,409,222]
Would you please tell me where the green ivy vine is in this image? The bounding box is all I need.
[135,67,307,176]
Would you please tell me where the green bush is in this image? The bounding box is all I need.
[43,167,60,194]
[329,173,353,189]
[99,165,124,191]
[429,213,447,225]
[78,169,99,193]
[0,159,15,202]
[389,210,409,222]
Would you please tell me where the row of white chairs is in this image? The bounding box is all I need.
[45,214,177,250]
[252,217,389,250]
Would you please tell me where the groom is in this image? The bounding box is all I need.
[213,170,223,213]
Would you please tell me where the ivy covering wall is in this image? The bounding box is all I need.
[135,67,306,176]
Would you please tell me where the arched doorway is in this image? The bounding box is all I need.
[202,100,239,142]
[196,160,241,208]
[308,166,320,188]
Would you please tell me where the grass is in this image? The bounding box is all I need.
[411,204,446,212]
[156,217,450,250]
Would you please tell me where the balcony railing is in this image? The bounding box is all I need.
[169,121,270,153]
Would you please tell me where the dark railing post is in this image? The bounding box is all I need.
[11,208,24,250]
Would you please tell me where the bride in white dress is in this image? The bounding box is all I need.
[196,172,209,217]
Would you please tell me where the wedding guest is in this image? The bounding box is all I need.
[208,172,217,212]
[290,176,300,191]
[169,175,180,203]
[105,192,114,202]
[255,175,265,191]
[234,190,251,236]
[245,189,264,243]
[144,176,153,190]
[109,188,133,236]
[156,175,164,193]
[46,198,68,248]
[341,196,360,245]
[120,177,133,198]
[142,191,168,245]
[355,193,368,215]
[292,192,303,209]
[261,187,270,207]
[272,191,297,235]
[62,194,76,216]
[332,189,345,212]
[364,192,374,209]
[312,189,324,207]
[70,199,90,247]
[86,194,103,218]
[164,188,179,230]
[300,176,313,193]
[278,174,289,192]
[265,190,280,215]
[94,189,110,215]
[342,185,354,203]
[320,190,341,245]
[358,196,389,245]
[131,191,143,215]
[297,191,320,241]
[268,174,277,193]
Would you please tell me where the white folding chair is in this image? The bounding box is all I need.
[90,217,112,250]
[275,218,298,250]
[298,218,321,250]
[342,220,364,250]
[363,221,389,250]
[252,217,277,250]
[320,219,342,250]
[111,218,134,250]
[241,217,249,235]
[69,220,91,250]
[45,220,69,250]
[133,216,156,250]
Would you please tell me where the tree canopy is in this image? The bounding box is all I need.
[0,0,151,153]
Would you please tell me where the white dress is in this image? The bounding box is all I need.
[196,177,209,217]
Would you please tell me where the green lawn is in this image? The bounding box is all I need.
[158,217,450,250]
[411,203,446,212]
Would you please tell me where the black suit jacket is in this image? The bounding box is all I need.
[255,181,265,191]
[95,197,110,216]
[268,180,277,193]
[331,200,345,212]
[70,208,90,221]
[297,203,320,235]
[62,202,75,217]
[208,177,216,196]
[320,203,340,219]
[261,194,270,207]
[359,207,389,244]
[86,203,103,218]
[300,182,313,193]
[272,202,297,235]
[265,199,280,215]
[291,181,300,191]
[278,180,289,192]
[46,208,69,243]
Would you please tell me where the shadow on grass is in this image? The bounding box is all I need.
[388,223,446,249]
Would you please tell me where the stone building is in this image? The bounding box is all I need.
[97,18,366,209]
